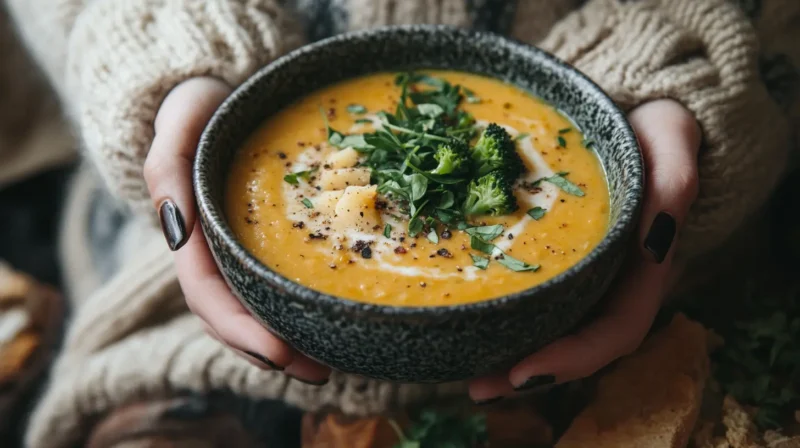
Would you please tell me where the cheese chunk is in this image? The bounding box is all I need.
[326,147,360,169]
[333,185,381,232]
[315,190,345,216]
[319,168,371,191]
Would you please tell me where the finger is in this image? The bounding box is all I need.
[509,249,666,388]
[468,373,515,404]
[176,220,297,371]
[144,77,232,251]
[507,101,700,388]
[629,99,702,263]
[284,354,333,386]
[203,320,299,371]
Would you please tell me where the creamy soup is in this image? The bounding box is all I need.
[226,71,609,306]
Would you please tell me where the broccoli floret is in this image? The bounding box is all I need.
[470,123,524,178]
[463,171,518,216]
[431,139,469,175]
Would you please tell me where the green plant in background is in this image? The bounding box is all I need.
[391,410,488,448]
[713,311,800,428]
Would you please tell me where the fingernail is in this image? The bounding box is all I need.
[514,375,556,392]
[474,396,504,406]
[287,375,329,386]
[244,350,285,371]
[159,199,187,251]
[644,212,676,264]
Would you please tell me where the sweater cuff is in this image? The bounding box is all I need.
[64,0,304,215]
[536,0,791,257]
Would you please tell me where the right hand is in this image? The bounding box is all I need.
[143,77,331,385]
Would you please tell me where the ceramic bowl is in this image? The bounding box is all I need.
[194,25,643,383]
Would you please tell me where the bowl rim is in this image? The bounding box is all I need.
[194,24,643,317]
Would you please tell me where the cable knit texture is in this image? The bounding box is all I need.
[2,0,798,447]
[537,0,791,257]
[59,0,304,215]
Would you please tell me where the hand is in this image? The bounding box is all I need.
[143,77,331,385]
[468,99,702,402]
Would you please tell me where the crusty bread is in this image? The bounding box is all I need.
[556,313,710,448]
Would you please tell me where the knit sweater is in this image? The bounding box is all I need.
[2,0,798,447]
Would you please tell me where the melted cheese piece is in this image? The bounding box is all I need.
[226,71,609,306]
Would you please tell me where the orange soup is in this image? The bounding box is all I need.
[226,71,609,306]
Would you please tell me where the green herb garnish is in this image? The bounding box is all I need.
[527,207,547,220]
[497,254,540,272]
[384,224,392,238]
[301,198,313,208]
[391,410,488,448]
[468,227,539,273]
[284,169,316,186]
[557,136,567,148]
[465,225,504,241]
[470,254,490,270]
[559,127,572,134]
[310,73,573,277]
[582,138,595,150]
[321,72,527,235]
[347,104,367,114]
[538,172,585,197]
[470,236,496,255]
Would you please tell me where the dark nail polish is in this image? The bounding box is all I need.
[287,375,329,386]
[159,199,187,251]
[514,375,556,392]
[474,396,504,406]
[244,350,285,371]
[644,212,677,264]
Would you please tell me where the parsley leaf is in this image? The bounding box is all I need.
[338,134,372,150]
[347,104,367,114]
[284,169,316,185]
[557,136,567,148]
[384,224,392,238]
[463,87,481,104]
[301,198,313,208]
[469,229,540,273]
[408,174,428,201]
[497,254,540,272]
[527,207,547,220]
[559,127,572,134]
[408,217,424,237]
[465,225,504,241]
[540,173,585,197]
[470,254,490,270]
[283,174,300,186]
[416,103,445,118]
[470,236,496,254]
[427,229,439,244]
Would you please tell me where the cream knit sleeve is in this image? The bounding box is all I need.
[530,0,792,258]
[6,0,304,215]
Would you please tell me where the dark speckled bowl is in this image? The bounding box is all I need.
[194,25,643,383]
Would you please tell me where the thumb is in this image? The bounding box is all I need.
[629,99,702,264]
[144,77,232,250]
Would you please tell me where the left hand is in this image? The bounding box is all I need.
[468,99,702,402]
[144,78,330,384]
